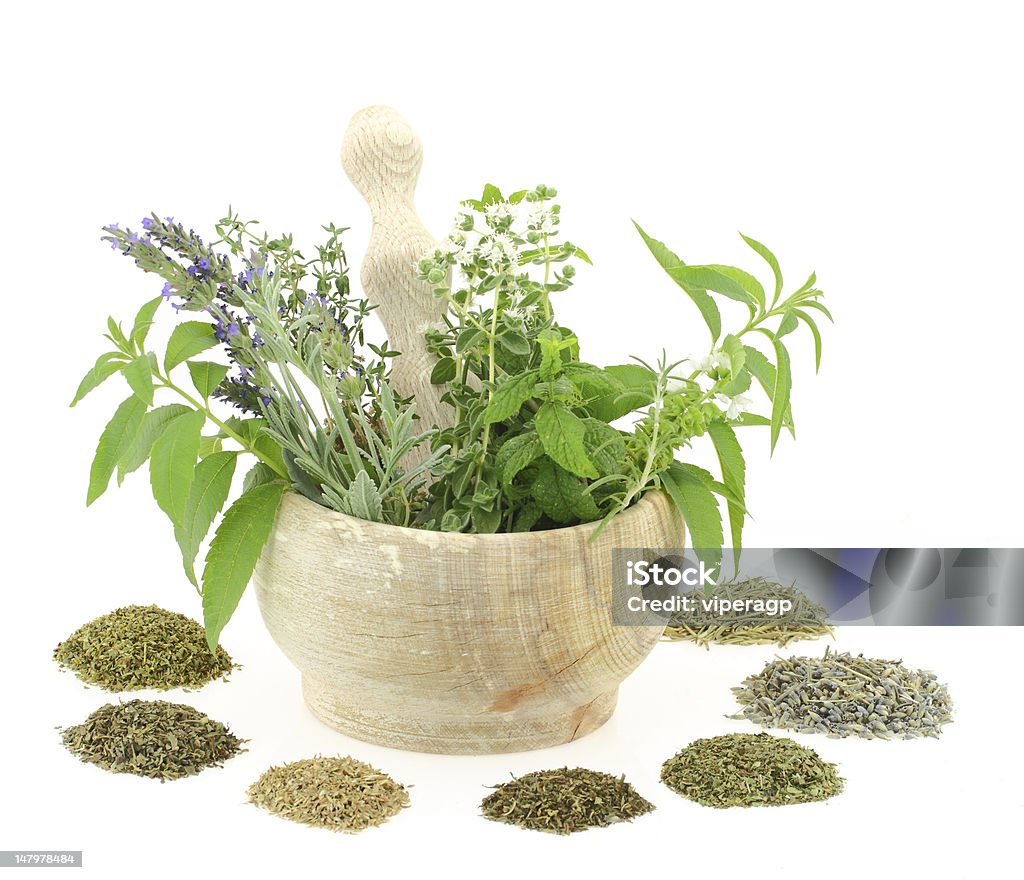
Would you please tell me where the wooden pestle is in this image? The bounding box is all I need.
[341,106,451,449]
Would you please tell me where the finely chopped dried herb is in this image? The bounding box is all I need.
[481,768,654,834]
[661,733,843,808]
[731,647,954,739]
[663,578,834,648]
[60,699,244,780]
[247,757,410,833]
[53,605,234,691]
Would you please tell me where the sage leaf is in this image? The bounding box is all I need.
[484,369,540,423]
[118,403,191,483]
[661,461,723,572]
[130,296,163,347]
[707,420,746,559]
[633,221,721,342]
[149,408,205,528]
[165,322,217,372]
[70,352,128,407]
[87,395,147,505]
[534,402,598,479]
[202,481,287,650]
[187,361,230,399]
[123,354,155,406]
[175,451,238,586]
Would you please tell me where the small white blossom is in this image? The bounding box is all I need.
[715,392,753,420]
[699,351,731,374]
[529,209,557,234]
[484,201,515,221]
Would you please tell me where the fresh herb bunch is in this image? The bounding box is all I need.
[417,185,831,568]
[75,215,433,648]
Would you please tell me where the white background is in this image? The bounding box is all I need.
[2,2,1021,878]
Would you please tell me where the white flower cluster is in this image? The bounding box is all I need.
[667,348,753,422]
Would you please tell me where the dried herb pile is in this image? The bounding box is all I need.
[732,647,954,739]
[247,757,410,832]
[54,605,234,691]
[664,578,833,648]
[60,699,244,780]
[661,733,843,807]
[481,767,654,834]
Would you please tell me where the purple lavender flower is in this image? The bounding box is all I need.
[161,281,174,299]
[227,322,240,338]
[142,217,154,230]
[198,258,211,271]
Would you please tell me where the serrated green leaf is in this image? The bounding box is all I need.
[530,458,600,523]
[149,408,205,527]
[70,352,128,407]
[122,354,154,406]
[667,265,755,306]
[661,461,723,573]
[794,308,823,371]
[86,395,147,505]
[586,363,657,422]
[582,418,627,477]
[430,356,456,385]
[721,334,746,378]
[243,461,279,494]
[198,435,224,459]
[495,432,543,488]
[118,403,192,483]
[633,221,721,342]
[164,322,217,372]
[484,369,540,423]
[740,233,783,305]
[743,346,794,435]
[707,420,746,560]
[131,296,163,347]
[706,265,765,311]
[755,330,792,453]
[175,451,238,586]
[187,361,230,399]
[535,402,598,479]
[202,481,286,650]
[733,413,771,427]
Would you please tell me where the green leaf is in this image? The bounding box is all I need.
[660,461,723,573]
[586,363,657,422]
[534,402,598,479]
[497,330,530,356]
[243,461,280,494]
[582,418,627,477]
[755,330,792,454]
[562,363,619,400]
[495,432,543,488]
[743,346,794,435]
[106,317,129,350]
[733,413,771,427]
[187,361,230,399]
[794,308,823,371]
[537,329,566,382]
[530,458,600,523]
[484,369,540,423]
[341,469,383,522]
[707,420,746,559]
[175,451,238,586]
[122,354,154,406]
[118,403,191,483]
[480,183,503,205]
[633,221,721,342]
[705,265,765,311]
[70,352,128,407]
[430,356,457,385]
[198,435,224,459]
[740,233,783,305]
[777,309,798,338]
[149,408,205,527]
[800,299,835,323]
[86,395,147,505]
[667,265,755,306]
[131,296,163,347]
[721,334,746,379]
[164,322,217,372]
[202,481,287,651]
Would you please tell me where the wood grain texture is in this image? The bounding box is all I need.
[253,491,685,754]
[341,106,450,449]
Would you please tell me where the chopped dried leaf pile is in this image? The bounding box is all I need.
[54,605,234,691]
[481,767,654,834]
[732,647,954,739]
[247,756,410,832]
[60,699,244,780]
[661,733,843,807]
[664,578,833,648]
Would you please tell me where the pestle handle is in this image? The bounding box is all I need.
[341,106,450,446]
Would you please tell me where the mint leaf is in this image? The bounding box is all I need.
[495,432,542,488]
[530,458,600,523]
[484,369,540,423]
[534,402,598,479]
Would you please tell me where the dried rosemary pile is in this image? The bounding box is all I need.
[732,647,954,739]
[661,733,843,807]
[54,605,234,691]
[481,767,654,834]
[247,757,410,832]
[60,699,244,780]
[663,578,833,647]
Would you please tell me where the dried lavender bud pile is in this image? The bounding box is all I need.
[664,578,834,648]
[60,700,244,780]
[247,757,410,833]
[54,605,234,691]
[732,647,954,739]
[481,767,654,834]
[661,733,843,808]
